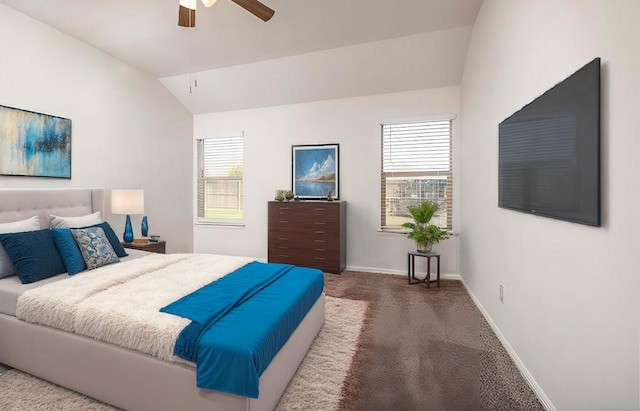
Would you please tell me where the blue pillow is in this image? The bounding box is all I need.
[51,228,87,275]
[0,229,67,284]
[82,222,128,258]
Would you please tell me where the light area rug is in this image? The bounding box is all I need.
[0,296,367,411]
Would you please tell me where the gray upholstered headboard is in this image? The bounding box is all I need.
[0,189,104,227]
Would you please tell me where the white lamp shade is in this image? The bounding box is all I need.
[111,189,144,215]
[202,0,217,7]
[179,0,197,10]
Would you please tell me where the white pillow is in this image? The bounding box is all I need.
[50,211,102,228]
[0,216,40,233]
[0,216,41,278]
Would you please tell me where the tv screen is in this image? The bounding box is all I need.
[498,57,601,226]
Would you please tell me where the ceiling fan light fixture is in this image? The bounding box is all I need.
[178,0,197,27]
[179,0,198,11]
[201,0,218,8]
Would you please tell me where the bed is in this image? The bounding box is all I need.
[0,188,325,411]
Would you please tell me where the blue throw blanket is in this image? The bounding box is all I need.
[160,261,324,397]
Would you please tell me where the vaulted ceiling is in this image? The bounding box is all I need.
[2,0,484,112]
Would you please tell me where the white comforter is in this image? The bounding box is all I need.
[17,253,253,363]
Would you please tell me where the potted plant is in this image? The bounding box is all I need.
[284,190,294,201]
[401,201,450,253]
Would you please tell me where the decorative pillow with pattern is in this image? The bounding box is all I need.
[82,222,129,258]
[71,227,119,270]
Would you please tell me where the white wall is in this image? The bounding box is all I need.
[460,1,639,409]
[0,4,194,253]
[194,87,460,275]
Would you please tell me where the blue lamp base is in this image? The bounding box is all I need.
[123,214,134,243]
[141,216,148,237]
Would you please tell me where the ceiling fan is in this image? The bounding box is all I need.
[178,0,275,27]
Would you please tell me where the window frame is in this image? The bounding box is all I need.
[196,136,245,227]
[380,119,453,232]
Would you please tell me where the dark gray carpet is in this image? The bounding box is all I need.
[323,271,544,411]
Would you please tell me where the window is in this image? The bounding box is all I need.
[197,136,244,225]
[381,120,453,230]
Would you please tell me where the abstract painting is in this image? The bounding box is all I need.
[0,105,71,179]
[292,144,339,199]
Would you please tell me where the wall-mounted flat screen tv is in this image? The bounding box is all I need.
[498,57,601,226]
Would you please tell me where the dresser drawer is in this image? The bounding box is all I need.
[268,208,308,224]
[267,251,340,273]
[268,223,340,237]
[269,212,339,230]
[269,229,339,242]
[268,239,339,255]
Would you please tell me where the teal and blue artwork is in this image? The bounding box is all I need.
[0,105,71,179]
[292,144,339,199]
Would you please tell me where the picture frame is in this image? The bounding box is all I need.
[0,105,72,179]
[292,144,339,200]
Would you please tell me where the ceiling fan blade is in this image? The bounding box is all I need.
[178,4,196,27]
[231,0,275,22]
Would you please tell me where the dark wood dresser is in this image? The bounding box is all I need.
[268,201,346,274]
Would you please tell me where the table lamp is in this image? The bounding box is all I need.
[111,189,144,243]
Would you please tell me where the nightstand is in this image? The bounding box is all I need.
[121,240,166,254]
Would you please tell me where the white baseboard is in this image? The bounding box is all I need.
[345,265,461,281]
[459,279,556,411]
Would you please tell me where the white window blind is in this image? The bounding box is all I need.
[381,120,453,230]
[197,137,244,224]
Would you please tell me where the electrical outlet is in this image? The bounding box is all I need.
[499,284,505,303]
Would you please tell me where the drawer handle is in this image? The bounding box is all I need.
[314,248,325,252]
[314,257,326,260]
[313,208,326,211]
[278,220,289,224]
[314,239,326,243]
[314,231,326,234]
[278,254,289,258]
[279,207,290,210]
[278,246,289,249]
[278,238,289,241]
[314,222,326,225]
